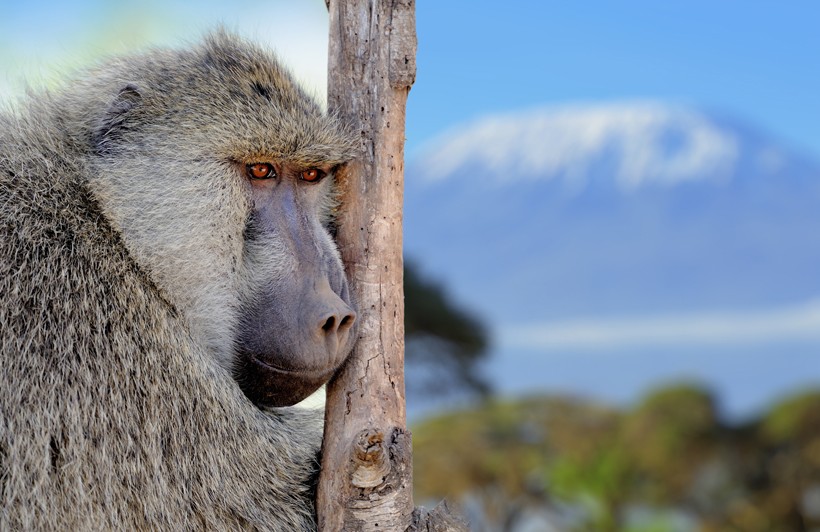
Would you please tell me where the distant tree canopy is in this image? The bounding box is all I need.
[404,261,490,397]
[412,383,820,532]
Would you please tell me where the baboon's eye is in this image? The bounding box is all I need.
[300,168,325,183]
[247,163,276,180]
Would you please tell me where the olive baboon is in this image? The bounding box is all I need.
[0,31,358,529]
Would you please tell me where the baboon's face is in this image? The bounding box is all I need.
[231,159,358,407]
[87,40,358,407]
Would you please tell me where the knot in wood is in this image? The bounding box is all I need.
[350,429,391,488]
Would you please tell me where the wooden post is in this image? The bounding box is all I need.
[317,0,416,530]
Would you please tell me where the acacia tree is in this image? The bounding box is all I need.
[318,1,465,530]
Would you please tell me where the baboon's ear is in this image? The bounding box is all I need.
[93,84,142,156]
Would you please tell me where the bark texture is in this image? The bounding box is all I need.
[318,0,416,530]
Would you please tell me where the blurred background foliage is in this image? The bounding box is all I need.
[413,385,820,531]
[405,262,491,397]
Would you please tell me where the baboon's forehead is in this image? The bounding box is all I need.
[119,32,356,166]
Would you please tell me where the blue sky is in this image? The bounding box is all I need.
[408,2,820,158]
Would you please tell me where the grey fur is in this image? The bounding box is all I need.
[0,31,357,530]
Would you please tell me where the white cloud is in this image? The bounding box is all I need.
[499,299,820,351]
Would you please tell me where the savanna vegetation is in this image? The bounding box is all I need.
[412,385,820,532]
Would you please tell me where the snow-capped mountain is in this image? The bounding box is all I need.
[404,102,820,418]
[406,101,820,318]
[413,102,818,190]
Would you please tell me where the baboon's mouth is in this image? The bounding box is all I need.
[234,352,337,408]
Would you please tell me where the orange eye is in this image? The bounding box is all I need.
[300,168,323,182]
[248,163,275,180]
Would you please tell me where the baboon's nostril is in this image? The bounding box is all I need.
[339,313,354,329]
[322,316,336,333]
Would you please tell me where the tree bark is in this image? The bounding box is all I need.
[318,0,417,530]
[319,3,468,531]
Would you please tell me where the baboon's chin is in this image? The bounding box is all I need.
[234,352,337,408]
